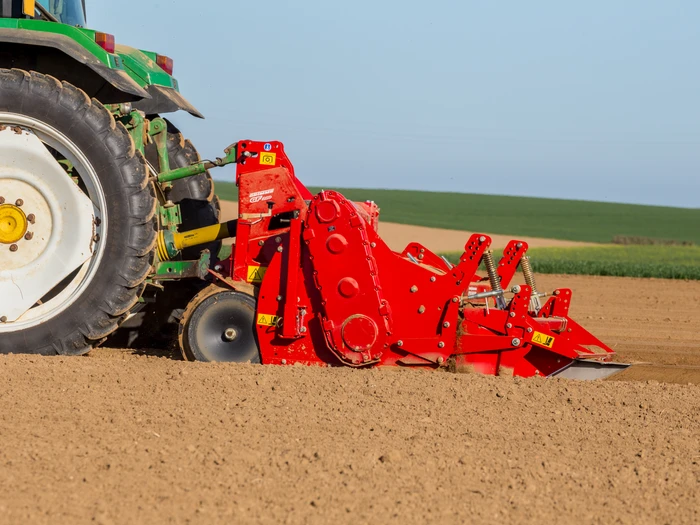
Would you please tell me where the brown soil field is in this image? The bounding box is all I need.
[219,200,597,251]
[0,275,698,524]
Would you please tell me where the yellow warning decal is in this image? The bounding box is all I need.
[246,265,268,283]
[257,313,280,327]
[259,152,277,166]
[531,331,555,349]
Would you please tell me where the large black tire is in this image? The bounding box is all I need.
[0,69,157,355]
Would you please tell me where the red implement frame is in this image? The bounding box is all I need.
[214,140,617,378]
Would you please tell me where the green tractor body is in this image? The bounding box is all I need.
[0,0,202,115]
[0,0,220,353]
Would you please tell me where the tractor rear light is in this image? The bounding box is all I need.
[95,32,115,53]
[156,55,174,75]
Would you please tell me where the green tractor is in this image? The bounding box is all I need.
[0,0,221,353]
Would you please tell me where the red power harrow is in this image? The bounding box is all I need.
[178,141,627,380]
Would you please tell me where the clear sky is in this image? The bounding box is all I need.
[91,1,699,208]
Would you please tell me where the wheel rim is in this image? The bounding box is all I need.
[0,113,107,332]
[188,292,260,362]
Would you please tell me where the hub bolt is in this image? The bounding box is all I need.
[24,232,32,240]
[0,197,4,204]
[27,214,35,224]
[15,199,23,206]
[9,244,18,252]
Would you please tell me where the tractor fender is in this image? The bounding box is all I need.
[133,84,204,119]
[0,27,149,101]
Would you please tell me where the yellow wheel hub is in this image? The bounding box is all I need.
[0,204,28,244]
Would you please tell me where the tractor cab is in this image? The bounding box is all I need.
[36,0,87,26]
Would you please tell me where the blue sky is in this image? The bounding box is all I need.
[91,1,699,208]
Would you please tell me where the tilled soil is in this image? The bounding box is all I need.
[0,275,698,524]
[537,275,700,384]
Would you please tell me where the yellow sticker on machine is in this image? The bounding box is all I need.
[246,265,268,283]
[531,331,555,349]
[259,152,277,166]
[257,314,279,327]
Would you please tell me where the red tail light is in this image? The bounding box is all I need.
[156,55,174,75]
[95,32,115,53]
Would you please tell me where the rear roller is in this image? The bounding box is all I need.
[178,285,261,363]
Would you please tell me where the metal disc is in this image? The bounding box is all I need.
[183,290,260,363]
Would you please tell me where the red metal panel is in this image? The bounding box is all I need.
[220,140,618,377]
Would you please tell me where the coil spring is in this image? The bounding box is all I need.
[482,250,502,292]
[520,256,538,294]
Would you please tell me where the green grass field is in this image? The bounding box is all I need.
[216,182,698,279]
[214,182,699,244]
[441,245,700,280]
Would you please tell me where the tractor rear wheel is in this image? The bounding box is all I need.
[0,69,157,354]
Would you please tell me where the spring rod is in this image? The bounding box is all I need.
[520,256,537,292]
[482,250,507,309]
[520,256,542,312]
[482,250,502,292]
